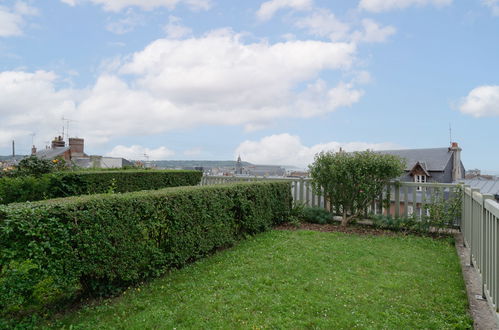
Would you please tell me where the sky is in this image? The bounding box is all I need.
[1,0,499,171]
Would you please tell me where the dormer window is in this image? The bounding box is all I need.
[415,174,426,191]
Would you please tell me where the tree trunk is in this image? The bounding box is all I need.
[341,210,348,227]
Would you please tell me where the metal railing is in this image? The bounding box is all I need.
[462,186,499,316]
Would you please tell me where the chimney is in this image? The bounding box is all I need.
[51,136,65,149]
[450,142,463,181]
[31,145,37,155]
[69,138,84,157]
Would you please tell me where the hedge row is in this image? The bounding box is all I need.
[0,181,292,323]
[0,170,202,204]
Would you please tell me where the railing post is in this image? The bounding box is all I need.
[470,188,479,266]
[394,182,400,218]
[403,185,409,218]
[481,194,494,299]
[299,178,304,205]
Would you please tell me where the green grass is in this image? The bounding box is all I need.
[47,230,472,329]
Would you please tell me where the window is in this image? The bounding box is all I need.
[415,175,426,191]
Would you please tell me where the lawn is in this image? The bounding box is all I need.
[48,230,472,329]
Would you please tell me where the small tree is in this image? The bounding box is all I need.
[309,150,405,226]
[15,156,55,177]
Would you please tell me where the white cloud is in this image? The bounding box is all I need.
[351,19,396,43]
[257,0,312,21]
[235,133,399,167]
[294,9,350,41]
[106,145,175,160]
[483,0,499,15]
[60,0,78,6]
[0,70,79,148]
[163,15,192,39]
[295,9,395,44]
[0,30,364,148]
[459,85,499,117]
[14,2,39,16]
[359,0,452,12]
[0,2,38,37]
[106,9,144,34]
[61,0,211,12]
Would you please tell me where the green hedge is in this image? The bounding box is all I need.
[0,170,202,204]
[0,181,291,323]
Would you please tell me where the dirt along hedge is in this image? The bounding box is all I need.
[0,170,203,204]
[0,181,292,324]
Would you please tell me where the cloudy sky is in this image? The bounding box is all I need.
[1,0,498,170]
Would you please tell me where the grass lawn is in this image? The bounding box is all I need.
[47,230,472,329]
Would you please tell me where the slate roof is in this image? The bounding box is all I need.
[35,147,70,160]
[376,147,453,172]
[462,179,499,196]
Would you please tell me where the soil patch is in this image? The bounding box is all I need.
[274,222,401,236]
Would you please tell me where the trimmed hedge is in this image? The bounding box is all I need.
[0,181,291,323]
[0,170,202,204]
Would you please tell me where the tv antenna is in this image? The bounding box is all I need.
[449,123,452,144]
[62,117,78,140]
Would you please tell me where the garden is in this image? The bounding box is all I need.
[0,152,473,329]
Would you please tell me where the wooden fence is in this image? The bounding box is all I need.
[462,186,499,317]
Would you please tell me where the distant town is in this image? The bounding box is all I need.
[0,135,307,178]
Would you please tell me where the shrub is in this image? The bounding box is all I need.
[15,156,56,177]
[301,207,333,224]
[0,176,51,204]
[309,150,405,226]
[0,170,202,204]
[0,181,291,322]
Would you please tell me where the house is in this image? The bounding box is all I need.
[375,142,465,217]
[377,142,465,184]
[34,136,87,163]
[462,178,499,203]
[73,156,133,169]
[34,136,131,169]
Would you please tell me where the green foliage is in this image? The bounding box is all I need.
[371,187,463,233]
[371,215,431,233]
[0,170,202,204]
[0,181,291,322]
[300,206,333,224]
[15,156,56,177]
[425,186,462,229]
[0,175,51,204]
[309,150,405,226]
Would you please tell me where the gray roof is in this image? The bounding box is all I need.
[35,147,70,160]
[376,147,453,172]
[462,179,499,196]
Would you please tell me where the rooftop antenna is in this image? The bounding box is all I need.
[62,117,78,141]
[449,122,452,144]
[30,133,36,146]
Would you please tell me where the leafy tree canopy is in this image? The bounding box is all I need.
[309,150,405,226]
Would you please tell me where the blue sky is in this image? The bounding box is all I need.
[1,0,498,171]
